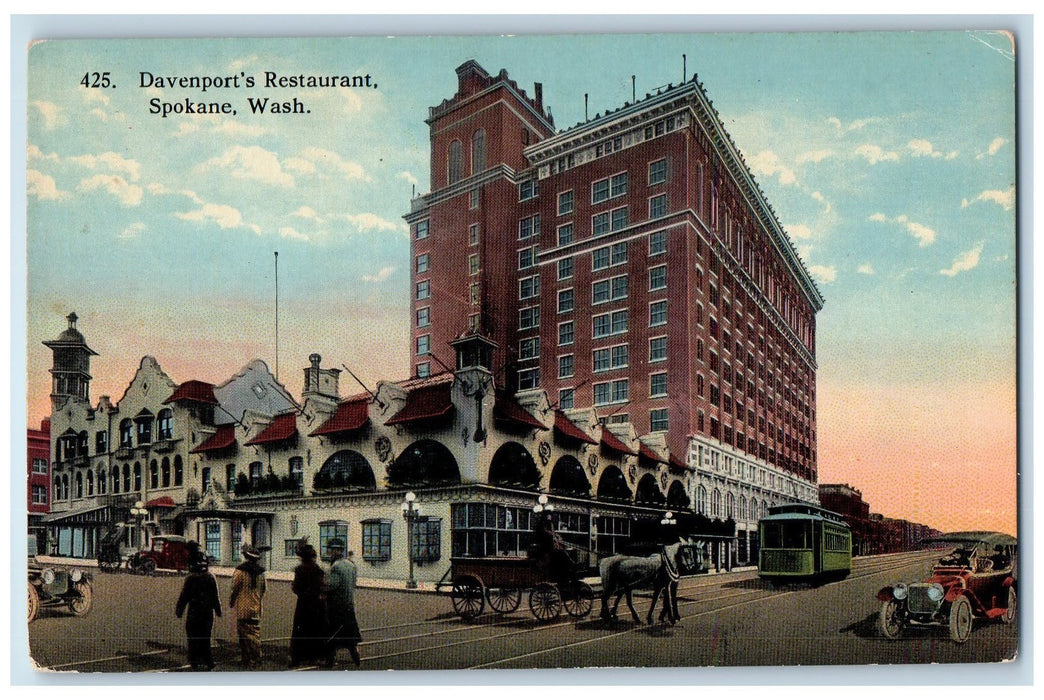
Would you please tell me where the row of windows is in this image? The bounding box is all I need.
[557,319,667,360]
[56,411,177,459]
[52,457,186,500]
[555,266,667,306]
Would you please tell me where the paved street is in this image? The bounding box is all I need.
[26,551,1017,676]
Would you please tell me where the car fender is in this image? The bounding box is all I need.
[876,586,895,602]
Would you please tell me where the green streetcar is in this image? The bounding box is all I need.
[758,503,853,583]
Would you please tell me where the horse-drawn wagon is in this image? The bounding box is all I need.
[444,556,595,622]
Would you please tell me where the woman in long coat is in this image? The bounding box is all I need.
[325,539,362,667]
[175,556,222,671]
[289,540,327,667]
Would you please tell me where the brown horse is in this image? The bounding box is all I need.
[599,539,688,624]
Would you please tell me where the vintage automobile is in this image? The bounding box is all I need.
[126,534,197,574]
[877,531,1017,643]
[27,542,93,622]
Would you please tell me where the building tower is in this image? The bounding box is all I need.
[43,312,97,409]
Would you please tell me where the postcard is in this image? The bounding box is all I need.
[20,27,1019,679]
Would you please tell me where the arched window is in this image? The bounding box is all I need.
[387,440,460,488]
[471,129,486,174]
[75,472,84,498]
[53,477,61,502]
[111,466,120,494]
[62,474,69,500]
[739,495,748,521]
[697,485,708,515]
[86,470,94,496]
[201,466,211,493]
[666,481,690,510]
[488,442,539,490]
[289,456,304,487]
[133,462,142,491]
[549,455,591,498]
[174,456,184,486]
[315,450,376,491]
[123,464,131,492]
[448,139,463,184]
[596,466,631,503]
[635,474,666,507]
[96,467,106,495]
[162,457,171,487]
[726,492,735,519]
[150,460,159,489]
[711,488,722,519]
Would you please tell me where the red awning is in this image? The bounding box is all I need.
[163,380,218,405]
[246,413,298,445]
[638,442,667,464]
[311,397,371,436]
[386,382,454,425]
[190,424,237,453]
[601,430,638,455]
[553,411,597,445]
[146,496,176,508]
[668,453,691,472]
[494,392,546,430]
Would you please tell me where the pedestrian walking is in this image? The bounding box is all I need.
[289,538,327,667]
[175,551,222,671]
[325,540,362,667]
[230,544,266,669]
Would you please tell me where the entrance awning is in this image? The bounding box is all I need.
[246,413,298,445]
[146,496,177,508]
[386,382,454,425]
[183,507,275,521]
[190,424,237,453]
[553,411,597,445]
[311,396,370,437]
[41,504,115,525]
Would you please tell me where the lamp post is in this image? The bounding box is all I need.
[661,511,677,526]
[131,500,148,549]
[533,493,554,516]
[400,491,421,589]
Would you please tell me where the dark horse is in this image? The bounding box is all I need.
[599,539,688,624]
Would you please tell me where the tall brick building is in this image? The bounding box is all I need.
[406,62,824,559]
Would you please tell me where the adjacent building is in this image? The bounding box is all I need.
[28,418,51,554]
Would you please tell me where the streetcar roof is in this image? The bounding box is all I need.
[923,531,1017,548]
[760,511,848,525]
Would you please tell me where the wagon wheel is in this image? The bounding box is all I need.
[1001,587,1017,624]
[28,583,40,623]
[949,595,973,643]
[140,559,157,576]
[68,582,93,617]
[486,587,522,614]
[878,599,905,640]
[529,582,562,622]
[451,575,486,620]
[562,580,594,619]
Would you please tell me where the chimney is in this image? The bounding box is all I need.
[534,82,543,111]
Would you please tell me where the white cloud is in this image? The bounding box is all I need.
[342,212,404,232]
[855,144,900,165]
[940,241,985,277]
[203,145,294,187]
[362,266,396,283]
[68,151,142,181]
[283,157,316,175]
[907,139,958,160]
[279,226,310,241]
[988,137,1006,155]
[146,183,203,203]
[176,203,247,230]
[827,116,877,134]
[808,265,837,284]
[30,100,61,129]
[857,264,875,275]
[796,149,833,164]
[962,187,1015,211]
[118,222,146,240]
[896,215,937,247]
[748,150,797,185]
[787,224,814,240]
[297,147,369,182]
[397,171,419,187]
[869,212,888,222]
[336,87,365,115]
[80,87,110,105]
[291,206,324,223]
[27,169,68,201]
[77,173,143,206]
[27,144,59,162]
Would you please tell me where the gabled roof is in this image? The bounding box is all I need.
[494,392,546,430]
[310,396,371,436]
[386,382,455,426]
[163,380,218,405]
[189,424,237,453]
[245,413,298,445]
[553,410,597,445]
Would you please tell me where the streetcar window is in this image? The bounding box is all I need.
[782,522,808,549]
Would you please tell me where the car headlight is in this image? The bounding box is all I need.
[70,569,82,583]
[42,569,56,585]
[927,583,945,602]
[892,583,908,601]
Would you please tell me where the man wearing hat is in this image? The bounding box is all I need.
[230,544,266,668]
[324,538,362,667]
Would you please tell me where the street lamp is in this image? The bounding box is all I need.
[661,511,677,526]
[131,500,148,549]
[400,491,421,589]
[533,493,554,515]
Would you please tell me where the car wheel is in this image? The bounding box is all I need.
[28,583,40,623]
[141,559,157,576]
[879,599,905,639]
[1001,587,1016,624]
[68,582,93,616]
[949,595,973,643]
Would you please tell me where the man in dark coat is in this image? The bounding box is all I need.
[230,544,266,668]
[175,553,222,671]
[289,538,327,667]
[325,539,362,667]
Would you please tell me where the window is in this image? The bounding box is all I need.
[362,520,392,562]
[595,173,627,202]
[120,419,133,449]
[249,461,263,488]
[592,178,610,204]
[610,242,627,265]
[32,457,47,474]
[416,253,429,273]
[557,258,573,280]
[519,275,540,300]
[32,484,47,505]
[415,220,429,240]
[320,520,350,560]
[518,214,540,239]
[416,362,431,379]
[611,310,628,335]
[557,223,573,246]
[592,279,611,304]
[469,223,480,246]
[519,179,539,201]
[518,246,537,269]
[558,288,574,313]
[612,379,629,403]
[649,158,667,185]
[137,419,152,445]
[593,314,611,339]
[95,431,108,455]
[593,211,610,236]
[611,173,628,197]
[593,348,611,372]
[611,344,629,369]
[201,466,210,494]
[649,265,667,291]
[592,247,610,270]
[205,521,221,562]
[559,388,574,410]
[650,300,668,327]
[649,230,667,256]
[451,503,535,558]
[448,140,463,184]
[158,409,173,441]
[416,280,430,300]
[470,189,479,210]
[469,254,479,275]
[594,382,611,406]
[150,461,159,488]
[558,190,573,215]
[611,206,629,231]
[558,355,574,379]
[472,129,486,173]
[611,276,628,300]
[649,194,668,219]
[651,373,668,397]
[416,334,430,356]
[519,306,540,331]
[416,307,431,328]
[518,368,539,389]
[519,337,540,361]
[558,321,574,346]
[650,336,667,363]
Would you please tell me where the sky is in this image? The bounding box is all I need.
[20,30,1018,535]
